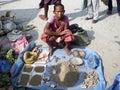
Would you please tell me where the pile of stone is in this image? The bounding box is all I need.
[81,71,99,88]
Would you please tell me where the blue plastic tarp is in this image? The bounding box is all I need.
[107,71,120,90]
[12,41,106,90]
[0,60,12,72]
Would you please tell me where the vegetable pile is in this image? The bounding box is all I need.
[5,49,16,64]
[0,73,11,88]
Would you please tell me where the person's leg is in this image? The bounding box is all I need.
[116,0,120,15]
[47,41,54,56]
[39,0,61,20]
[107,0,113,15]
[86,0,93,20]
[39,4,48,20]
[46,35,57,56]
[64,42,71,55]
[39,0,44,9]
[44,4,49,19]
[92,0,99,23]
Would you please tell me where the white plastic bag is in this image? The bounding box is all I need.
[3,21,16,31]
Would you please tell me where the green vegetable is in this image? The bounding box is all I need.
[5,49,15,64]
[0,73,11,88]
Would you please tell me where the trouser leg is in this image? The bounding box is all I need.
[92,0,99,20]
[108,0,113,11]
[87,0,93,18]
[116,0,120,12]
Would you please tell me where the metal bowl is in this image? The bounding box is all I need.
[70,57,83,65]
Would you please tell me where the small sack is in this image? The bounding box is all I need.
[69,24,90,46]
[73,30,90,46]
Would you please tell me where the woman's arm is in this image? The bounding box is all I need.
[59,16,70,35]
[64,16,69,30]
[64,22,69,30]
[44,22,60,36]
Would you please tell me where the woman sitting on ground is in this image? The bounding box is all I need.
[41,3,75,56]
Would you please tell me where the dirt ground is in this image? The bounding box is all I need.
[0,0,120,88]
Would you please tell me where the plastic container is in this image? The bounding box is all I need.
[17,63,46,88]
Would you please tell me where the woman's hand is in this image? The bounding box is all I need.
[49,36,56,41]
[60,29,69,35]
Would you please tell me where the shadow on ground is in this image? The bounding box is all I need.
[66,9,87,21]
[98,7,118,22]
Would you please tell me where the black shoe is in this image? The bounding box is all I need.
[107,10,112,15]
[118,12,120,16]
[85,17,93,20]
[92,20,98,23]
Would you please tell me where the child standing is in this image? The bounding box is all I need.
[41,3,75,56]
[39,0,61,20]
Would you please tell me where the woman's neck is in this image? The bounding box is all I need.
[55,15,64,21]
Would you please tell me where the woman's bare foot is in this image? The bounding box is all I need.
[39,15,48,21]
[47,47,53,61]
[64,47,71,55]
[49,47,54,56]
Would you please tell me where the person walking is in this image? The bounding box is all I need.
[85,0,100,23]
[107,0,120,16]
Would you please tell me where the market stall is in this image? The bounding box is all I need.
[12,41,106,90]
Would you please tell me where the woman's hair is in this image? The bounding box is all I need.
[54,3,64,11]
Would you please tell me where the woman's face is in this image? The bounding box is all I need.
[54,6,65,19]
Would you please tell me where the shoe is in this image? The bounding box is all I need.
[107,10,112,15]
[85,17,93,20]
[118,12,120,16]
[92,20,98,23]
